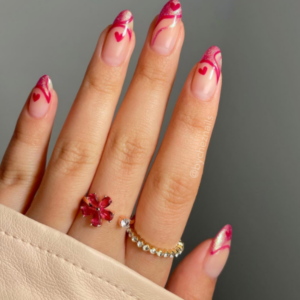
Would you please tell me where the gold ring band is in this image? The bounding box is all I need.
[119,217,184,258]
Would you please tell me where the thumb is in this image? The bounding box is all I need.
[166,225,232,300]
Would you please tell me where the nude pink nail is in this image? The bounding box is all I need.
[151,0,182,55]
[204,225,232,278]
[191,46,222,101]
[28,75,53,119]
[102,10,134,66]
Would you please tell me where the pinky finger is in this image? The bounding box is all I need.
[0,75,57,213]
[167,225,232,300]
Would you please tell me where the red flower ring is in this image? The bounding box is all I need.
[81,193,114,227]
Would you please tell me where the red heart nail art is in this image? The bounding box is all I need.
[198,66,208,75]
[115,32,124,42]
[170,2,181,11]
[32,93,40,102]
[226,231,231,238]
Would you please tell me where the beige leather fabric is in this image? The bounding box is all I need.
[0,205,181,300]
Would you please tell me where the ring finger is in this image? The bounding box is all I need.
[126,46,223,286]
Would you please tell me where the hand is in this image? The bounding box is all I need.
[0,1,231,299]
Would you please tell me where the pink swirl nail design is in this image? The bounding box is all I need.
[34,75,52,103]
[199,46,222,84]
[210,225,232,255]
[152,0,182,46]
[108,10,133,42]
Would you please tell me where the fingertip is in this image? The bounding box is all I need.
[26,75,57,120]
[203,225,232,279]
[167,239,216,300]
[150,0,182,55]
[101,10,134,67]
[190,46,222,102]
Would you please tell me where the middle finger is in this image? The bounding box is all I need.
[68,0,184,261]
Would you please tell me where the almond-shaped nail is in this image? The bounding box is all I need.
[191,46,222,101]
[102,10,134,66]
[151,0,182,55]
[28,75,53,119]
[204,225,232,278]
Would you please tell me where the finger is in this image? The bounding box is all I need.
[126,46,223,285]
[167,226,232,300]
[68,0,184,261]
[0,75,57,213]
[26,11,135,232]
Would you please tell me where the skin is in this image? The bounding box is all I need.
[0,10,225,300]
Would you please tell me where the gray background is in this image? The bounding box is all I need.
[0,0,299,299]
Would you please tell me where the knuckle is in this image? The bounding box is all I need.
[83,71,118,96]
[151,170,195,208]
[110,132,151,171]
[0,161,31,187]
[51,140,99,175]
[12,126,42,148]
[136,60,170,90]
[174,109,209,133]
[0,127,43,187]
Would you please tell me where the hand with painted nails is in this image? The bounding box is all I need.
[0,1,230,299]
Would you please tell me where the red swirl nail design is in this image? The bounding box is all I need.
[152,0,182,46]
[35,75,52,103]
[210,224,232,255]
[199,46,222,84]
[108,10,133,42]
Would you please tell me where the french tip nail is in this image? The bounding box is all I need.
[203,224,232,279]
[191,45,223,101]
[102,10,133,66]
[202,45,222,70]
[151,0,182,55]
[28,75,52,118]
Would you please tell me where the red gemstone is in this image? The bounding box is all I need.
[100,196,112,208]
[91,212,102,227]
[87,193,99,207]
[81,205,92,216]
[81,194,114,227]
[100,209,114,221]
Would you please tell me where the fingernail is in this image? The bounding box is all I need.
[28,75,53,119]
[151,0,182,55]
[204,225,232,278]
[191,46,222,101]
[102,10,134,66]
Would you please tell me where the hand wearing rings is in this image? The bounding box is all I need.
[0,1,231,299]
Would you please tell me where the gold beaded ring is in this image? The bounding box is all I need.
[118,216,184,258]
